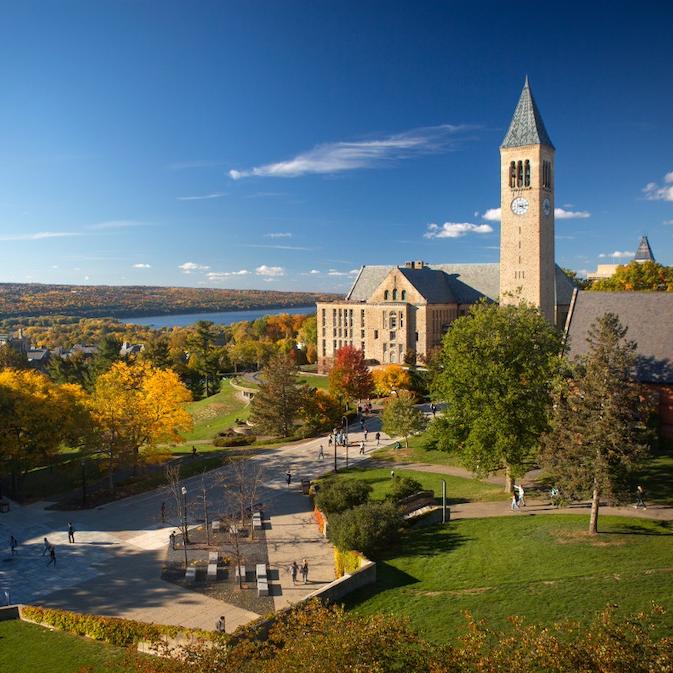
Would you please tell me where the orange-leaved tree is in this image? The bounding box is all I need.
[372,364,412,397]
[89,361,192,489]
[328,345,374,407]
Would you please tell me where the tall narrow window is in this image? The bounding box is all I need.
[392,289,397,301]
[401,290,406,301]
[509,161,516,188]
[524,159,530,187]
[516,160,523,188]
[384,290,389,301]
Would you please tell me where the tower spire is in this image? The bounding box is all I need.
[502,77,554,149]
[634,235,655,263]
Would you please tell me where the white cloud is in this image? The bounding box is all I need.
[229,123,475,179]
[327,269,359,276]
[256,265,285,277]
[206,270,250,280]
[599,250,634,259]
[424,222,493,239]
[0,231,79,241]
[88,220,148,230]
[481,206,590,220]
[642,171,673,201]
[664,219,673,225]
[176,193,226,201]
[132,263,151,269]
[265,232,292,238]
[178,261,210,274]
[309,269,320,274]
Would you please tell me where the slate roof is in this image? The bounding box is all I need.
[502,77,554,150]
[634,235,655,263]
[565,291,673,384]
[345,263,575,307]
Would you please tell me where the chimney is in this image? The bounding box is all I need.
[404,261,413,268]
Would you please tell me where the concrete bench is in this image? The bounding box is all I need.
[257,579,269,597]
[252,513,263,531]
[256,563,267,579]
[207,563,218,579]
[185,567,196,583]
[208,551,219,563]
[212,521,220,532]
[235,565,246,580]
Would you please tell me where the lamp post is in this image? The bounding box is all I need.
[334,432,338,473]
[81,461,87,508]
[181,486,189,544]
[342,415,349,469]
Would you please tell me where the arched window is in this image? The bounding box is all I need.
[509,161,516,188]
[392,289,397,301]
[384,290,389,301]
[401,290,406,301]
[524,160,530,187]
[516,161,523,188]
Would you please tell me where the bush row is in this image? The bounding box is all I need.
[213,434,256,447]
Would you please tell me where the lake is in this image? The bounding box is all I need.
[122,305,316,328]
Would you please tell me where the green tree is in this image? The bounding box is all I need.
[328,345,374,406]
[187,321,222,397]
[381,390,424,447]
[0,344,28,369]
[327,500,402,558]
[561,267,589,289]
[433,302,562,490]
[541,313,648,534]
[314,479,372,514]
[589,260,673,292]
[91,334,122,380]
[48,350,93,389]
[140,332,172,369]
[249,352,303,437]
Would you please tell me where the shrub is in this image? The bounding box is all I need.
[334,548,362,577]
[314,479,372,515]
[213,435,256,447]
[327,500,402,558]
[389,476,423,502]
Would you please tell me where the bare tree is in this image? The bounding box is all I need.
[166,463,189,570]
[200,471,211,546]
[229,457,264,540]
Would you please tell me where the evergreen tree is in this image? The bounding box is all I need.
[250,352,303,437]
[541,313,648,534]
[91,334,122,380]
[187,321,223,396]
[432,302,562,489]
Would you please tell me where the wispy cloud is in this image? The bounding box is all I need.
[481,206,590,220]
[132,263,151,269]
[178,261,210,274]
[176,193,226,201]
[643,171,673,201]
[256,265,285,277]
[309,269,320,274]
[265,232,292,238]
[599,250,634,259]
[0,231,79,241]
[664,219,673,225]
[424,222,493,239]
[169,160,225,170]
[88,220,149,230]
[229,123,476,179]
[207,270,250,280]
[327,269,359,276]
[242,244,311,251]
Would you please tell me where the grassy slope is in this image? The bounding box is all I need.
[372,429,463,467]
[0,620,129,673]
[345,514,673,642]
[322,466,505,504]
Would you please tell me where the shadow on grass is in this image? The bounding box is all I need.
[601,520,673,536]
[637,447,673,505]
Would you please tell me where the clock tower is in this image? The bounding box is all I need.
[499,77,556,324]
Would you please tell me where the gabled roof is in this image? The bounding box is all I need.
[634,235,655,263]
[397,267,457,304]
[502,77,554,150]
[565,291,673,384]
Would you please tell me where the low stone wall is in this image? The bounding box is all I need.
[303,559,376,603]
[0,605,20,622]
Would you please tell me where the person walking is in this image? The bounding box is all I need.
[328,434,333,448]
[215,615,226,633]
[363,429,368,442]
[9,535,17,556]
[359,440,365,455]
[41,537,50,556]
[169,531,177,550]
[290,560,298,584]
[192,446,197,458]
[161,501,166,524]
[375,432,381,447]
[67,522,75,544]
[431,403,437,417]
[286,470,292,486]
[47,545,56,567]
[301,559,309,584]
[516,484,526,507]
[511,491,520,511]
[318,445,325,461]
[636,484,647,509]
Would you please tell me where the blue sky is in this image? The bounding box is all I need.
[1,1,672,293]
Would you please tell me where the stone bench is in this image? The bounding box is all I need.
[185,567,196,583]
[208,551,219,563]
[235,564,246,580]
[252,513,263,531]
[256,563,269,596]
[207,562,218,579]
[212,521,220,532]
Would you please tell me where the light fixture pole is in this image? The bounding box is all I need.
[181,485,190,544]
[342,415,349,469]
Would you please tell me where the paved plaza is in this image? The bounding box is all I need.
[0,419,391,632]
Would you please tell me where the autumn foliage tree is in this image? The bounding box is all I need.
[328,345,374,406]
[372,364,412,397]
[89,361,192,488]
[589,260,673,292]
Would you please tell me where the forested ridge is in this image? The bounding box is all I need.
[0,282,335,319]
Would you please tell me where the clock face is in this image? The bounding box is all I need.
[543,198,551,216]
[511,197,529,216]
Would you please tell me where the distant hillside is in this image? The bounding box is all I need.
[0,283,336,319]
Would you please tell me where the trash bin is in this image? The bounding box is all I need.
[301,479,311,495]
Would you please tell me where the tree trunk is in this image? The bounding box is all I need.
[405,435,409,448]
[504,464,513,493]
[589,482,600,535]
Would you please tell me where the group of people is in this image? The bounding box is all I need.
[7,522,75,567]
[290,558,310,584]
[510,484,526,510]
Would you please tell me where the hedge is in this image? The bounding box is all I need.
[334,549,362,578]
[20,606,222,647]
[213,434,256,447]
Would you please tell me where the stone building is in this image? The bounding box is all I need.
[316,78,572,372]
[587,235,656,281]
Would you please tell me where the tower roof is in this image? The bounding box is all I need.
[501,77,554,150]
[634,235,655,263]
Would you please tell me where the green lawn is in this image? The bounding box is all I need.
[322,466,506,504]
[182,380,250,441]
[0,620,129,673]
[344,514,673,642]
[298,373,329,390]
[372,428,463,467]
[638,446,673,505]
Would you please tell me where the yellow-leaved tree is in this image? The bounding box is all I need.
[88,362,192,489]
[0,369,91,497]
[372,364,412,398]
